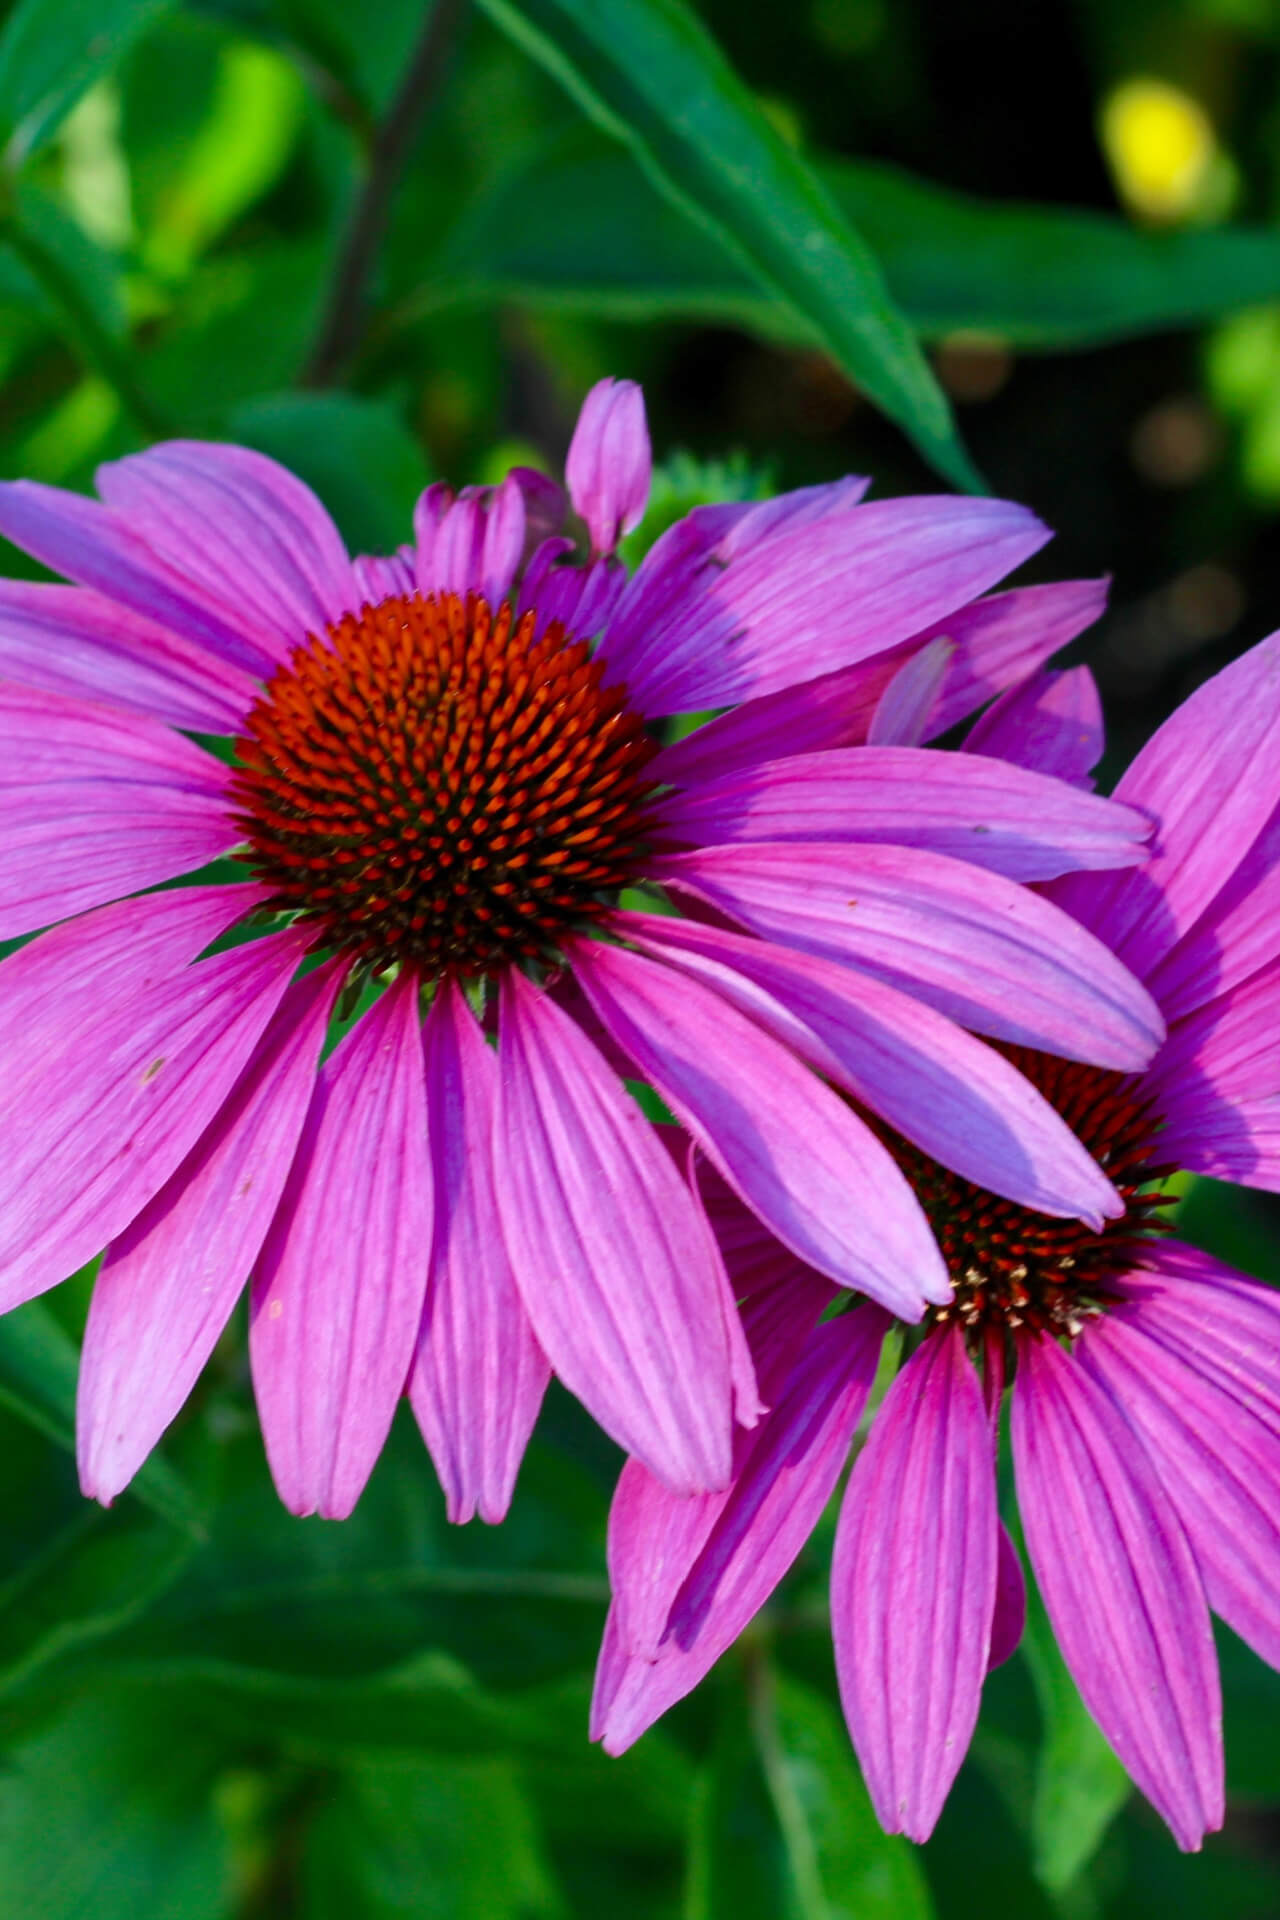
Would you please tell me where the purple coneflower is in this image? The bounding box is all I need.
[593,634,1280,1853]
[0,379,1157,1521]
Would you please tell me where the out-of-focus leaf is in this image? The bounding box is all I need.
[228,391,428,552]
[1218,1622,1280,1801]
[472,0,975,488]
[429,127,1280,352]
[687,1677,785,1920]
[766,1674,936,1920]
[0,1297,199,1532]
[0,1687,232,1920]
[142,241,326,420]
[301,1754,562,1919]
[5,181,128,337]
[0,0,176,165]
[1019,1563,1129,1892]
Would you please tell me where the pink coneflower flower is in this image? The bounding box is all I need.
[0,379,1157,1522]
[593,633,1280,1853]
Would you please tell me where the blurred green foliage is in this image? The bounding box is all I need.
[1,0,1280,1913]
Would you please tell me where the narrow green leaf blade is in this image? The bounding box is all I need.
[472,0,978,488]
[0,0,176,165]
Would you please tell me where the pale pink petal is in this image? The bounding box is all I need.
[0,888,299,1311]
[1049,630,1280,980]
[866,638,954,746]
[603,495,1049,717]
[0,579,257,731]
[593,1307,888,1754]
[494,972,738,1495]
[656,746,1151,882]
[833,1326,997,1841]
[250,974,432,1520]
[95,441,358,662]
[1079,1306,1280,1674]
[77,960,344,1504]
[652,578,1108,789]
[965,666,1103,788]
[566,378,651,554]
[650,841,1163,1069]
[1012,1338,1223,1851]
[568,936,949,1318]
[0,683,236,938]
[611,910,1123,1226]
[409,981,550,1525]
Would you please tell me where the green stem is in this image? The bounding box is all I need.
[745,1640,828,1918]
[2,213,169,439]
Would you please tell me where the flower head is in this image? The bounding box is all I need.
[0,380,1156,1521]
[592,634,1280,1854]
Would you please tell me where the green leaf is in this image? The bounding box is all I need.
[0,1296,199,1533]
[0,0,176,165]
[471,0,976,489]
[1019,1564,1130,1893]
[686,1676,786,1920]
[430,126,1280,353]
[227,391,429,553]
[301,1754,562,1919]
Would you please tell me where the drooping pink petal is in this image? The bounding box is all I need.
[569,936,949,1317]
[866,637,955,745]
[989,1524,1027,1670]
[593,1307,888,1754]
[0,477,280,678]
[409,981,550,1526]
[1147,806,1280,1023]
[0,579,257,731]
[1078,1306,1280,1673]
[77,960,344,1504]
[249,973,432,1520]
[650,842,1163,1069]
[0,683,236,939]
[493,971,738,1495]
[652,578,1108,790]
[566,377,651,554]
[1012,1337,1223,1851]
[656,746,1151,882]
[95,441,358,663]
[604,495,1050,718]
[965,667,1103,788]
[609,1268,836,1658]
[832,1325,997,1841]
[1049,630,1280,980]
[0,888,299,1311]
[1112,1241,1280,1442]
[613,910,1123,1226]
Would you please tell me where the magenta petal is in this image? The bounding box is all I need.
[658,745,1151,882]
[1114,1241,1280,1437]
[0,683,236,939]
[1078,1306,1280,1675]
[653,578,1108,791]
[569,937,949,1317]
[650,842,1162,1070]
[988,1523,1027,1670]
[96,441,358,661]
[612,910,1123,1226]
[866,637,955,746]
[77,961,343,1504]
[604,495,1049,718]
[409,981,550,1525]
[0,579,257,731]
[1012,1338,1223,1850]
[352,547,415,602]
[494,972,737,1494]
[250,974,432,1520]
[593,1307,887,1755]
[965,666,1103,789]
[0,889,298,1310]
[566,378,651,554]
[832,1326,997,1842]
[1049,630,1280,980]
[415,478,527,605]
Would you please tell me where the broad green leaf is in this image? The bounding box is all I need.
[0,1296,199,1532]
[472,0,976,488]
[5,181,128,337]
[301,1754,562,1919]
[228,391,428,553]
[766,1674,936,1920]
[0,0,176,164]
[430,126,1280,352]
[1019,1563,1130,1892]
[0,1687,232,1920]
